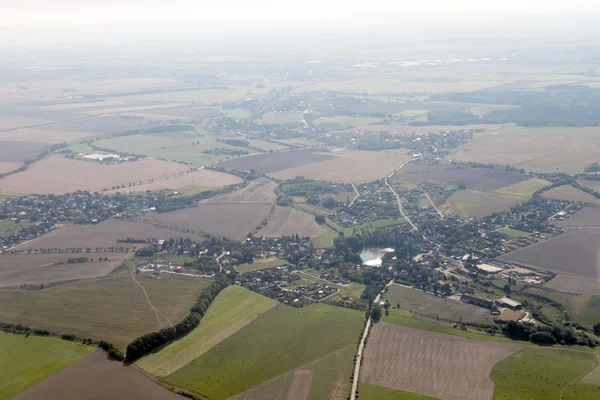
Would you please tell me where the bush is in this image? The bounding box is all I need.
[529,331,556,345]
[315,215,326,225]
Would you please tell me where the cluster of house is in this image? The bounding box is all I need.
[330,181,400,228]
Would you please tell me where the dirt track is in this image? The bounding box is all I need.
[204,178,276,204]
[361,323,522,400]
[12,351,185,400]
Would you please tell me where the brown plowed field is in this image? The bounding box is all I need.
[0,155,191,194]
[12,351,185,400]
[20,219,200,251]
[271,149,409,184]
[261,207,327,238]
[545,275,600,296]
[578,179,600,193]
[542,185,600,205]
[0,161,21,174]
[216,148,335,174]
[0,128,99,143]
[0,252,131,287]
[108,169,242,193]
[361,323,522,400]
[390,163,529,191]
[203,178,276,204]
[139,203,272,240]
[557,207,600,229]
[498,230,600,279]
[0,140,50,163]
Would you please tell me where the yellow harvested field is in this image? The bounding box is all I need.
[0,155,191,194]
[108,169,242,193]
[0,128,99,143]
[261,206,328,238]
[452,126,600,173]
[270,149,409,183]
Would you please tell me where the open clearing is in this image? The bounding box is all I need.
[390,163,530,191]
[491,346,598,400]
[20,219,201,251]
[139,203,272,240]
[575,296,600,328]
[558,207,600,229]
[216,148,335,174]
[12,351,185,400]
[137,286,277,377]
[271,149,410,183]
[498,230,600,279]
[164,303,363,399]
[0,155,191,194]
[542,185,600,205]
[362,323,521,400]
[451,126,600,173]
[0,252,131,287]
[384,284,492,324]
[0,332,93,400]
[260,206,328,238]
[235,258,287,274]
[0,264,210,348]
[360,383,437,400]
[203,178,276,204]
[109,169,242,193]
[231,345,355,400]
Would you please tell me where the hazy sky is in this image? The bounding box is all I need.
[3,0,600,26]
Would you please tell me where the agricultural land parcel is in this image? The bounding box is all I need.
[384,284,493,324]
[542,185,600,205]
[451,126,600,173]
[108,169,242,193]
[203,178,276,204]
[0,264,210,348]
[137,286,277,377]
[164,303,364,399]
[0,155,192,194]
[575,296,600,329]
[260,206,328,238]
[0,252,131,287]
[216,148,335,174]
[361,323,522,400]
[557,206,600,229]
[235,258,287,274]
[12,351,185,400]
[491,346,599,400]
[0,332,93,400]
[360,383,437,400]
[271,149,410,183]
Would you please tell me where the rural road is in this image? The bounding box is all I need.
[424,191,444,220]
[132,271,173,328]
[348,184,360,207]
[351,279,393,400]
[216,251,226,272]
[385,177,418,232]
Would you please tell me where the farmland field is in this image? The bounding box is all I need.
[235,258,287,274]
[0,155,191,194]
[390,163,530,191]
[443,189,524,219]
[361,323,522,400]
[498,230,600,279]
[108,169,242,193]
[203,178,276,204]
[137,286,277,377]
[542,185,600,205]
[496,227,530,237]
[360,383,437,400]
[231,345,355,400]
[12,351,185,400]
[384,284,493,324]
[0,263,210,348]
[0,140,49,164]
[521,285,591,318]
[575,296,600,328]
[271,149,410,183]
[545,274,600,296]
[578,179,600,193]
[216,148,335,174]
[139,203,272,240]
[164,303,364,399]
[557,207,600,229]
[260,206,328,238]
[0,332,93,400]
[0,252,131,287]
[0,161,21,174]
[0,128,99,143]
[451,126,600,173]
[491,347,598,400]
[19,219,202,251]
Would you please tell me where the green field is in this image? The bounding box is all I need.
[0,263,210,348]
[313,217,403,248]
[496,227,530,237]
[492,347,598,400]
[165,303,364,399]
[137,286,276,377]
[494,178,550,197]
[445,189,527,219]
[0,219,32,236]
[0,332,94,400]
[360,382,438,400]
[576,296,600,329]
[224,109,253,119]
[235,258,287,274]
[230,345,355,400]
